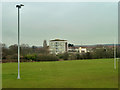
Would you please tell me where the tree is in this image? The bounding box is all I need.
[9,44,18,54]
[43,40,49,54]
[2,44,8,59]
[43,40,47,49]
[116,46,120,58]
[21,44,31,56]
[68,44,74,47]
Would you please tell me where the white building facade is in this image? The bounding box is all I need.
[49,39,68,54]
[79,47,87,53]
[68,46,87,53]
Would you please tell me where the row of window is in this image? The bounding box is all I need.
[50,42,65,46]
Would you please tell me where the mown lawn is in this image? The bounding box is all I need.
[2,59,118,88]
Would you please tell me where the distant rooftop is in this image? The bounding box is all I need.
[50,39,67,41]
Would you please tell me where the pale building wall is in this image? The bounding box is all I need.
[79,47,87,53]
[49,40,68,54]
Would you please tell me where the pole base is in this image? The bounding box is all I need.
[17,75,20,79]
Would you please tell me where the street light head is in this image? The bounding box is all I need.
[16,5,20,8]
[20,4,24,6]
[16,4,24,8]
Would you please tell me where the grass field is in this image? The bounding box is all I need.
[2,59,118,88]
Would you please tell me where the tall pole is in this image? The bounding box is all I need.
[114,40,116,70]
[16,4,24,79]
[17,7,20,79]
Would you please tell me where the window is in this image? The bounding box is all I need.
[56,48,58,52]
[55,42,58,45]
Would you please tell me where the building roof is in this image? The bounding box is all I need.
[50,39,67,41]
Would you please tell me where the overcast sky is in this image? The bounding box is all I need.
[2,2,118,46]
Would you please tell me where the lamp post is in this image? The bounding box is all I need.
[16,4,24,79]
[114,39,116,70]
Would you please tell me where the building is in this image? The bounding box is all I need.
[68,46,87,53]
[79,47,87,53]
[49,39,68,54]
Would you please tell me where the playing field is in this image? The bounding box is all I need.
[2,59,118,88]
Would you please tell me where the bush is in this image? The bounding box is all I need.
[76,53,81,59]
[36,54,59,61]
[24,54,37,60]
[57,53,69,60]
[68,53,77,60]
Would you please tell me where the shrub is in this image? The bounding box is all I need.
[57,53,69,60]
[36,54,59,61]
[24,54,37,60]
[68,53,77,60]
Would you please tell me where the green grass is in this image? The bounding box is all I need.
[2,59,118,88]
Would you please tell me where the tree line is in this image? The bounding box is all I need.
[2,43,120,63]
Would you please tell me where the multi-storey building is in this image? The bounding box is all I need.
[49,39,68,54]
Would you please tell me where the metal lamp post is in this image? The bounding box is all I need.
[16,4,24,79]
[114,39,116,70]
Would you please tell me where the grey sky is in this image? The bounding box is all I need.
[2,2,118,46]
